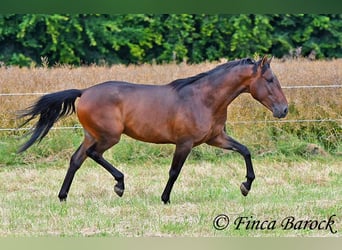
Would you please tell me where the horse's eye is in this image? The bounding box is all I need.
[264,77,274,83]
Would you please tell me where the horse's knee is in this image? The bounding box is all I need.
[238,144,251,158]
[69,154,83,170]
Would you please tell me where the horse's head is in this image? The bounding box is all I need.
[249,56,288,118]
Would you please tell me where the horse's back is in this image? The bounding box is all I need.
[77,81,180,143]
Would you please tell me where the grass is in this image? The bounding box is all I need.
[0,156,341,237]
[0,132,341,237]
[0,59,341,236]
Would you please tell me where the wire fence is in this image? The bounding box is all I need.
[0,84,341,97]
[1,119,341,132]
[281,84,341,89]
[0,84,341,132]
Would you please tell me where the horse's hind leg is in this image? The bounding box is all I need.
[58,134,94,201]
[86,142,125,197]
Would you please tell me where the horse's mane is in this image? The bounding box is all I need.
[169,58,257,91]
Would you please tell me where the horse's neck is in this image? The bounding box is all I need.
[200,71,249,112]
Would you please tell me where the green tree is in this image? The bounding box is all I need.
[0,14,341,67]
[270,14,342,58]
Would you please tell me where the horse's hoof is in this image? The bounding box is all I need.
[59,198,67,202]
[161,193,170,204]
[163,199,170,205]
[240,183,249,196]
[114,185,124,197]
[58,193,67,202]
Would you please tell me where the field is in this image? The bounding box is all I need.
[0,58,341,236]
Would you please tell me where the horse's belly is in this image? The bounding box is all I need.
[123,122,174,144]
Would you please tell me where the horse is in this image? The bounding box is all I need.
[18,56,288,204]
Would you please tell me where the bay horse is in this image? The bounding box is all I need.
[18,56,288,204]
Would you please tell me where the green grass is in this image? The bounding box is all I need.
[0,130,341,237]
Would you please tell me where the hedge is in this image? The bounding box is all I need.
[0,14,341,66]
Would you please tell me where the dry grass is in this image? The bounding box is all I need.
[1,58,340,153]
[0,62,210,128]
[0,59,341,126]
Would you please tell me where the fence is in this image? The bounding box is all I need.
[0,84,341,132]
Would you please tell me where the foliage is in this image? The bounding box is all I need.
[270,14,342,58]
[0,14,341,66]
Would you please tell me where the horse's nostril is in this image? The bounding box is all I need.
[275,106,288,118]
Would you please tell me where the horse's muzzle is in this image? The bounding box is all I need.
[273,105,288,118]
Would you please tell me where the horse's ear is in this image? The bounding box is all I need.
[260,55,268,68]
[267,56,273,64]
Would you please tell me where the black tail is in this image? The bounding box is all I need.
[17,89,82,153]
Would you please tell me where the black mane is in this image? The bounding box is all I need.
[169,58,256,90]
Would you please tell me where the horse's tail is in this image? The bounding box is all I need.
[17,89,83,153]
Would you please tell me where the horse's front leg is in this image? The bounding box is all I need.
[207,131,255,196]
[161,141,193,204]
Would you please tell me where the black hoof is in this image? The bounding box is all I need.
[163,199,170,205]
[114,185,124,197]
[240,183,250,196]
[58,193,67,202]
[161,194,170,204]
